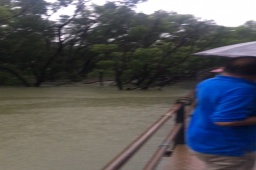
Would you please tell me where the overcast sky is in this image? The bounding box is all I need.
[48,0,256,27]
[135,0,256,27]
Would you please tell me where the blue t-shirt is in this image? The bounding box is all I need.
[186,75,256,156]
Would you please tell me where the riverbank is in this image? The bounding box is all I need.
[40,80,197,90]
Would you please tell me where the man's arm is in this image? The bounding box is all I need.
[215,116,256,126]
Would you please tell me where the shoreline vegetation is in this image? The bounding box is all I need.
[0,77,198,92]
[39,80,197,92]
[1,0,248,90]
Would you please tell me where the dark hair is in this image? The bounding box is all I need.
[224,56,256,76]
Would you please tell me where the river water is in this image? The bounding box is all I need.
[0,83,193,170]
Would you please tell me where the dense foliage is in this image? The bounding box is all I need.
[0,0,256,89]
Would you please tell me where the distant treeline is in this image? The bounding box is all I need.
[1,0,256,89]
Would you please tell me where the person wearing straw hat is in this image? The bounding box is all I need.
[187,56,256,170]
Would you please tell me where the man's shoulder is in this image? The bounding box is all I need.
[198,75,256,87]
[197,77,220,86]
[197,78,256,97]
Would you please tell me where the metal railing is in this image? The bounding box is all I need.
[102,94,194,170]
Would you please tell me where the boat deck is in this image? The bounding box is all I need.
[160,145,204,170]
[160,144,256,170]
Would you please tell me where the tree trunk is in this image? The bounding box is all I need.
[99,71,104,87]
[114,65,123,90]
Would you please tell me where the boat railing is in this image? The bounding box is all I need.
[102,92,194,170]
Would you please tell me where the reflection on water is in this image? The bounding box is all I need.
[0,84,192,170]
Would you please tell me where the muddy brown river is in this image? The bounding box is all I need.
[0,84,192,170]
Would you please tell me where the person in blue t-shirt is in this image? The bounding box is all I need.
[187,56,256,170]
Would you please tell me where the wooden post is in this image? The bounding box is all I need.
[175,102,185,144]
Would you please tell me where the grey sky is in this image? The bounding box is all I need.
[136,0,256,27]
[47,0,256,27]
